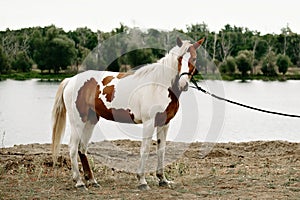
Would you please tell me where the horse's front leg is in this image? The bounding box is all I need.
[137,120,155,190]
[156,124,173,187]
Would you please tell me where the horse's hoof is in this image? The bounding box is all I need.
[75,181,88,190]
[159,180,174,188]
[86,179,100,188]
[138,184,151,191]
[89,182,101,188]
[75,184,88,191]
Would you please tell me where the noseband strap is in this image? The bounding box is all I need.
[179,72,193,78]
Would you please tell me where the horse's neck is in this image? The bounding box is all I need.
[131,47,182,90]
[157,52,179,83]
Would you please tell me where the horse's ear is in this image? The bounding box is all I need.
[193,37,205,49]
[177,37,183,47]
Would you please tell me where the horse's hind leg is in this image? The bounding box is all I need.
[78,121,99,187]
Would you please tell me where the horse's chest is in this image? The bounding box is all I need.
[154,89,180,127]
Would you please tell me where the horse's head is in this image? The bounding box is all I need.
[176,37,205,91]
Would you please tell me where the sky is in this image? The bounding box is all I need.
[1,0,299,34]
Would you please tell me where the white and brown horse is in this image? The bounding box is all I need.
[52,37,205,190]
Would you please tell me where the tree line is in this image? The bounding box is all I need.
[0,23,299,78]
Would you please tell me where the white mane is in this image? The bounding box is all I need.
[131,41,192,85]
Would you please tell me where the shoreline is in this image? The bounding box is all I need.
[2,139,300,149]
[1,71,300,82]
[1,139,299,199]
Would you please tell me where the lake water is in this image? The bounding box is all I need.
[0,79,299,147]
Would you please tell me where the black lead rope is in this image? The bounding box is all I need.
[189,76,300,118]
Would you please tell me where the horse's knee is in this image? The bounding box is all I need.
[78,142,88,154]
[69,146,78,160]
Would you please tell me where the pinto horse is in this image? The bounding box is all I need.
[52,37,205,190]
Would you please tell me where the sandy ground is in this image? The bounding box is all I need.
[0,140,299,199]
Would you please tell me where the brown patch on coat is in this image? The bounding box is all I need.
[177,56,182,73]
[94,94,135,123]
[154,74,182,127]
[75,78,99,124]
[116,72,133,79]
[102,76,114,86]
[75,78,135,124]
[103,85,115,102]
[154,88,180,127]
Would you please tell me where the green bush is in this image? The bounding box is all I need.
[0,46,9,74]
[219,56,236,74]
[236,51,252,76]
[261,51,277,76]
[11,51,33,72]
[276,54,290,75]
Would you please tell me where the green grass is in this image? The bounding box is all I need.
[0,71,76,81]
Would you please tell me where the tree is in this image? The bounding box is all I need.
[285,32,300,66]
[217,24,253,62]
[47,35,77,73]
[0,45,9,74]
[276,54,290,75]
[68,27,98,50]
[261,51,277,76]
[225,56,236,74]
[254,39,268,60]
[218,29,233,62]
[219,56,236,74]
[74,45,90,72]
[11,51,33,72]
[219,62,227,74]
[32,26,77,73]
[32,28,51,73]
[235,50,252,77]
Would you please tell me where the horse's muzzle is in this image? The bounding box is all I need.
[181,82,189,91]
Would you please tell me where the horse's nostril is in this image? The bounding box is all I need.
[183,82,189,91]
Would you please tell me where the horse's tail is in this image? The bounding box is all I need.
[51,78,70,165]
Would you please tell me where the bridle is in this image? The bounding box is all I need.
[178,44,199,86]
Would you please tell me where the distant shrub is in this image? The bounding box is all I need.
[276,54,290,75]
[261,51,277,76]
[236,51,252,76]
[219,56,236,74]
[11,51,33,72]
